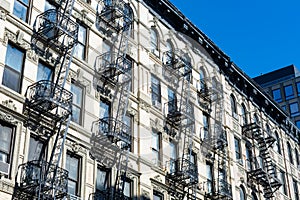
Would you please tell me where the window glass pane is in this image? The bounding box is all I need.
[2,67,21,92]
[152,132,159,150]
[71,106,81,124]
[78,26,87,44]
[37,62,52,81]
[74,43,85,59]
[150,29,157,51]
[272,89,282,102]
[28,137,44,161]
[290,102,300,117]
[71,84,83,106]
[13,0,28,21]
[100,101,110,119]
[68,180,76,195]
[296,121,300,129]
[0,125,12,153]
[297,82,300,96]
[66,155,79,180]
[5,44,24,72]
[124,180,131,197]
[234,137,241,160]
[284,85,294,100]
[96,169,108,191]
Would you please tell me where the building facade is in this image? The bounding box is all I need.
[254,65,300,129]
[0,0,299,200]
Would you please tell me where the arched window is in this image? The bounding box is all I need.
[183,53,192,82]
[230,94,237,117]
[239,186,246,200]
[241,104,247,126]
[199,68,205,90]
[123,4,134,37]
[165,40,173,64]
[273,131,281,154]
[150,28,159,55]
[295,148,300,166]
[287,142,294,165]
[253,113,260,124]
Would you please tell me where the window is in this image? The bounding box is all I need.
[272,88,282,102]
[284,85,294,100]
[234,137,242,162]
[99,100,111,119]
[101,42,112,67]
[282,105,287,111]
[241,104,248,126]
[2,43,25,93]
[239,186,246,200]
[287,142,294,165]
[37,62,53,82]
[71,82,83,124]
[152,130,161,166]
[294,179,299,200]
[295,148,300,167]
[297,82,300,96]
[165,40,173,64]
[28,136,45,161]
[150,28,159,55]
[0,121,13,165]
[124,57,133,92]
[169,141,177,173]
[153,191,163,200]
[123,114,133,152]
[167,88,177,114]
[199,69,205,91]
[66,153,81,196]
[123,4,134,38]
[123,177,133,198]
[201,113,209,140]
[230,95,237,118]
[280,170,288,195]
[13,0,30,22]
[96,167,110,193]
[245,143,252,170]
[184,55,192,82]
[206,162,213,193]
[151,75,161,108]
[290,102,300,117]
[74,25,87,60]
[273,131,281,154]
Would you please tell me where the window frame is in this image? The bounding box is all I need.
[99,99,111,119]
[71,80,84,125]
[239,186,246,200]
[151,75,161,108]
[289,102,300,117]
[66,152,81,197]
[280,170,288,195]
[287,142,294,165]
[74,24,88,60]
[272,88,282,103]
[37,61,53,82]
[234,137,242,162]
[150,28,159,56]
[13,0,31,22]
[153,190,164,200]
[294,179,300,200]
[0,120,15,173]
[152,130,161,166]
[230,94,237,118]
[96,166,111,193]
[2,43,25,93]
[284,84,295,100]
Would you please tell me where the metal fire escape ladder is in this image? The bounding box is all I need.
[200,79,233,200]
[242,118,281,199]
[162,50,198,200]
[14,0,79,199]
[90,1,133,199]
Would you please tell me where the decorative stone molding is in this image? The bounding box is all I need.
[153,175,162,183]
[69,69,91,94]
[150,118,164,133]
[26,49,39,63]
[141,188,150,199]
[139,99,150,112]
[152,183,165,194]
[0,110,18,125]
[0,9,7,20]
[0,180,14,194]
[1,99,17,111]
[71,141,82,153]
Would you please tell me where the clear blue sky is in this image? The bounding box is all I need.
[169,0,300,78]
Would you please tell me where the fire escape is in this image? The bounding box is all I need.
[13,0,78,199]
[162,50,198,200]
[242,113,281,199]
[89,0,133,199]
[198,78,233,200]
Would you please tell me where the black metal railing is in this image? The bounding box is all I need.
[25,80,73,118]
[92,117,132,149]
[15,160,68,199]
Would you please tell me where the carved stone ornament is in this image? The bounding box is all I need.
[68,69,91,93]
[70,141,82,154]
[152,184,165,194]
[0,9,7,20]
[141,189,150,199]
[1,99,17,111]
[150,118,164,133]
[0,110,17,125]
[153,175,162,183]
[139,100,150,112]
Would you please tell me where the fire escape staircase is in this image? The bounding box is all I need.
[242,122,282,199]
[13,0,79,199]
[90,0,133,199]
